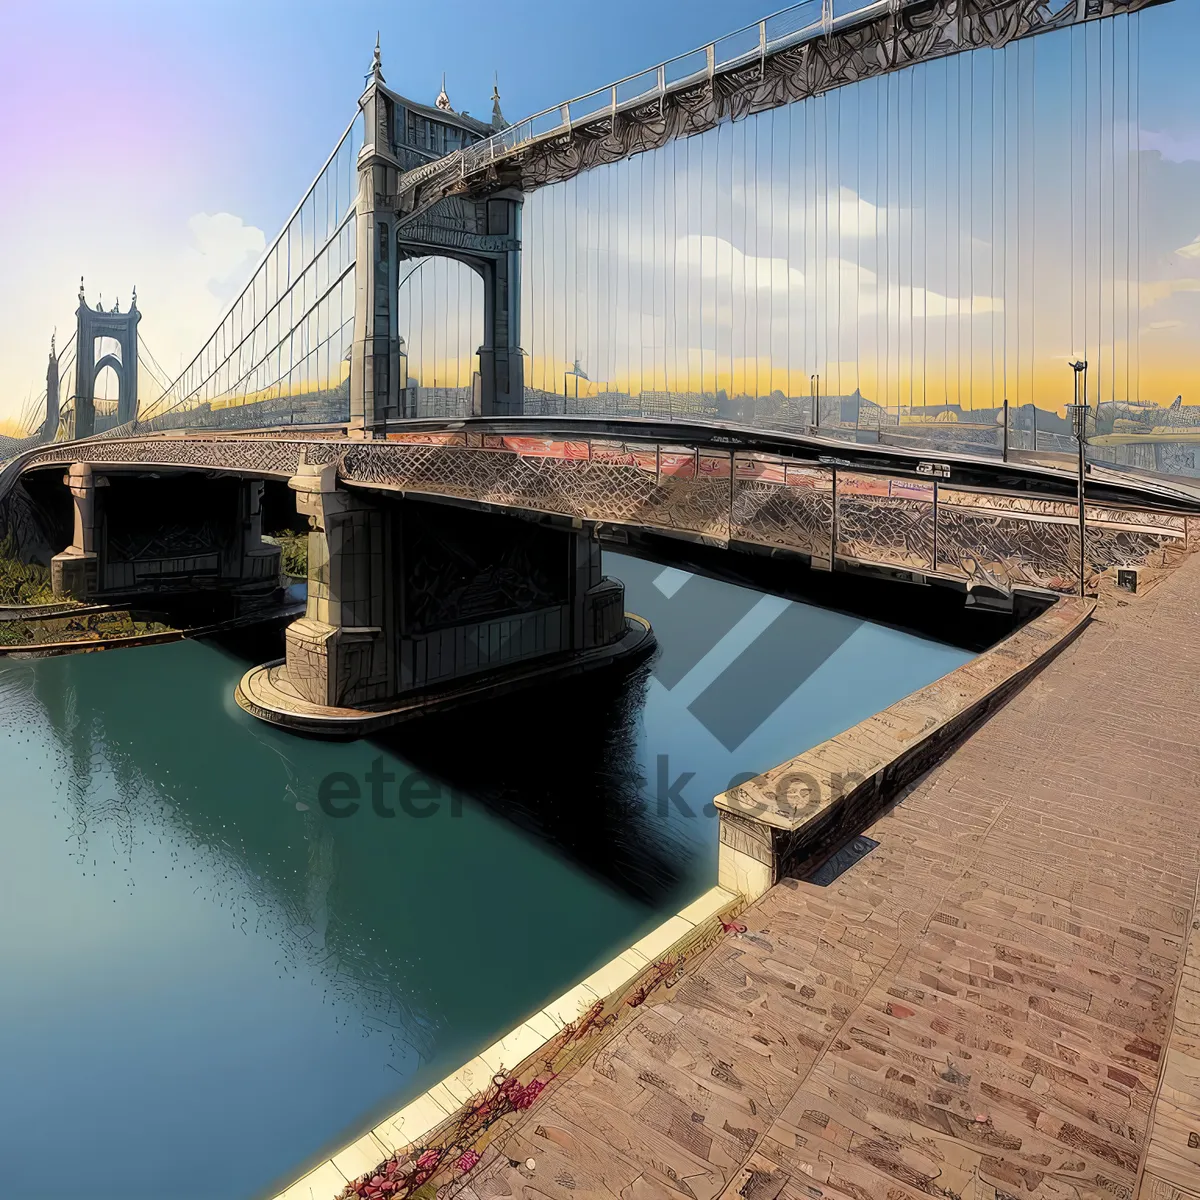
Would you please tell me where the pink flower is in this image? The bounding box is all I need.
[416,1148,441,1170]
[457,1149,481,1172]
[513,1078,546,1110]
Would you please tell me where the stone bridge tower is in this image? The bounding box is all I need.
[349,41,523,434]
[44,334,60,441]
[74,279,140,438]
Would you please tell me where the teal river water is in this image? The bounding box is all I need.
[0,553,970,1199]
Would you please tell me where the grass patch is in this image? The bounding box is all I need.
[271,530,308,579]
[0,533,55,605]
[0,610,174,647]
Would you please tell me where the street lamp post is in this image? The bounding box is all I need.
[1067,358,1089,598]
[564,358,588,415]
[397,336,409,419]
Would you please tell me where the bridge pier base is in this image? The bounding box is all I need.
[282,462,392,708]
[49,465,281,604]
[51,463,102,599]
[227,480,286,611]
[237,462,653,735]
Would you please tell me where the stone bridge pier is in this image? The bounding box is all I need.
[235,461,653,735]
[49,463,281,607]
[51,463,102,599]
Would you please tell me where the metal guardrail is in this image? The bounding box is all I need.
[448,0,903,182]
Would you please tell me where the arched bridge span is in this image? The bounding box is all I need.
[8,417,1199,603]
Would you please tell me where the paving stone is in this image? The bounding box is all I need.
[470,552,1200,1199]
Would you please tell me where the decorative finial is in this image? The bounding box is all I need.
[491,71,506,130]
[131,285,137,309]
[79,275,85,303]
[436,71,452,112]
[369,33,384,85]
[113,296,120,313]
[50,330,56,359]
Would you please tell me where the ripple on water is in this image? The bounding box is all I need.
[0,555,971,1199]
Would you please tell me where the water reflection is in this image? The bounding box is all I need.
[2,641,655,1199]
[379,657,683,906]
[0,553,972,1200]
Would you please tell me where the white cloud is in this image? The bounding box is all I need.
[904,286,1003,318]
[184,212,267,290]
[0,201,271,423]
[822,258,1002,318]
[674,234,804,294]
[830,187,886,238]
[1140,277,1200,308]
[737,183,888,240]
[120,213,267,400]
[1142,128,1200,164]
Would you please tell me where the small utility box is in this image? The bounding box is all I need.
[1116,567,1141,593]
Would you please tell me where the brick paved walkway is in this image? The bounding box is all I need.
[464,556,1200,1200]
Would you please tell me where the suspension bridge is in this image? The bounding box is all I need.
[5,0,1179,444]
[0,0,1192,733]
[4,1,1200,1194]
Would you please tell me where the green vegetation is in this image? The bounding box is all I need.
[272,530,309,580]
[0,533,56,606]
[0,610,173,647]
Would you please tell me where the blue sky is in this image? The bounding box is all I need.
[0,0,772,420]
[3,1,1200,422]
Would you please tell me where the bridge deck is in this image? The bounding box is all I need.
[464,558,1200,1199]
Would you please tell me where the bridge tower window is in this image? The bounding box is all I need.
[375,221,390,324]
[486,201,510,236]
[373,354,389,402]
[406,112,428,150]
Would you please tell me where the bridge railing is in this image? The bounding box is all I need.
[454,0,904,179]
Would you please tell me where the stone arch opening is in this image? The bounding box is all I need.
[92,361,124,433]
[395,257,484,417]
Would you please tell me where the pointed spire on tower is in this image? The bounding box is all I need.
[130,285,137,310]
[79,275,86,305]
[436,71,452,112]
[491,71,506,130]
[369,32,385,85]
[49,330,56,360]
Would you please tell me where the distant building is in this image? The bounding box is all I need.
[638,390,717,418]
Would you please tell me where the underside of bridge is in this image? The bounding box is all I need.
[45,466,282,608]
[9,0,1196,733]
[236,462,653,734]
